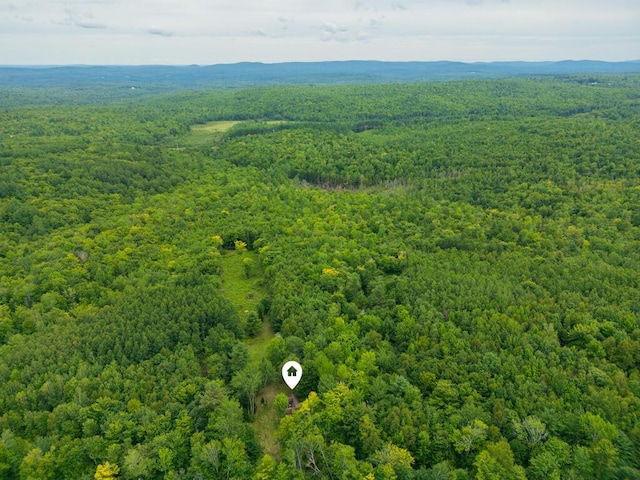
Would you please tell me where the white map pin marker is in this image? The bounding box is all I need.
[282,361,302,390]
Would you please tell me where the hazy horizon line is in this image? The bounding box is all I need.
[2,58,640,68]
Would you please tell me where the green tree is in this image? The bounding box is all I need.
[452,420,488,455]
[513,416,547,451]
[372,443,414,480]
[208,399,245,439]
[474,441,526,480]
[266,337,289,367]
[253,454,277,480]
[527,437,571,480]
[590,439,620,480]
[243,257,255,278]
[157,447,174,476]
[19,448,56,480]
[359,414,383,458]
[231,366,262,415]
[579,412,617,444]
[246,311,262,337]
[0,440,11,479]
[190,436,221,479]
[274,393,289,418]
[222,437,250,480]
[258,356,274,387]
[123,446,153,480]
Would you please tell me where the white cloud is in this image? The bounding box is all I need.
[0,0,638,64]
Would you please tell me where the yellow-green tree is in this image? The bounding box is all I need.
[242,257,255,278]
[95,461,120,480]
[372,443,414,479]
[253,454,277,480]
[212,235,224,248]
[234,240,247,253]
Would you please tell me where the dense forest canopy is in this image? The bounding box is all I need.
[0,73,639,479]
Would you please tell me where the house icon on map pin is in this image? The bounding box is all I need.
[282,361,302,389]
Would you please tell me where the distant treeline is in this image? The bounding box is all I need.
[1,60,640,103]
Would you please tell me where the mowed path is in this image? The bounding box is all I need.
[218,250,284,458]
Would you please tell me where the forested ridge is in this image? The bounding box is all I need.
[1,75,639,479]
[2,61,639,95]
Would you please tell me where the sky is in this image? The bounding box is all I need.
[1,0,639,65]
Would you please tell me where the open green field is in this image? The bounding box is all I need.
[177,120,241,146]
[192,120,241,133]
[179,120,290,146]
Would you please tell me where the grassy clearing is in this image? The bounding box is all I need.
[177,120,241,146]
[219,250,265,322]
[218,250,282,456]
[191,120,241,133]
[253,382,288,459]
[246,320,275,364]
[176,120,291,147]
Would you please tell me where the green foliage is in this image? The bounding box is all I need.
[512,416,548,450]
[474,441,526,480]
[235,240,248,253]
[527,438,571,480]
[372,443,415,479]
[451,420,488,455]
[231,365,262,415]
[253,454,277,479]
[274,393,289,419]
[1,74,640,479]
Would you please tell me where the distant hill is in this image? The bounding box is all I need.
[1,60,639,91]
